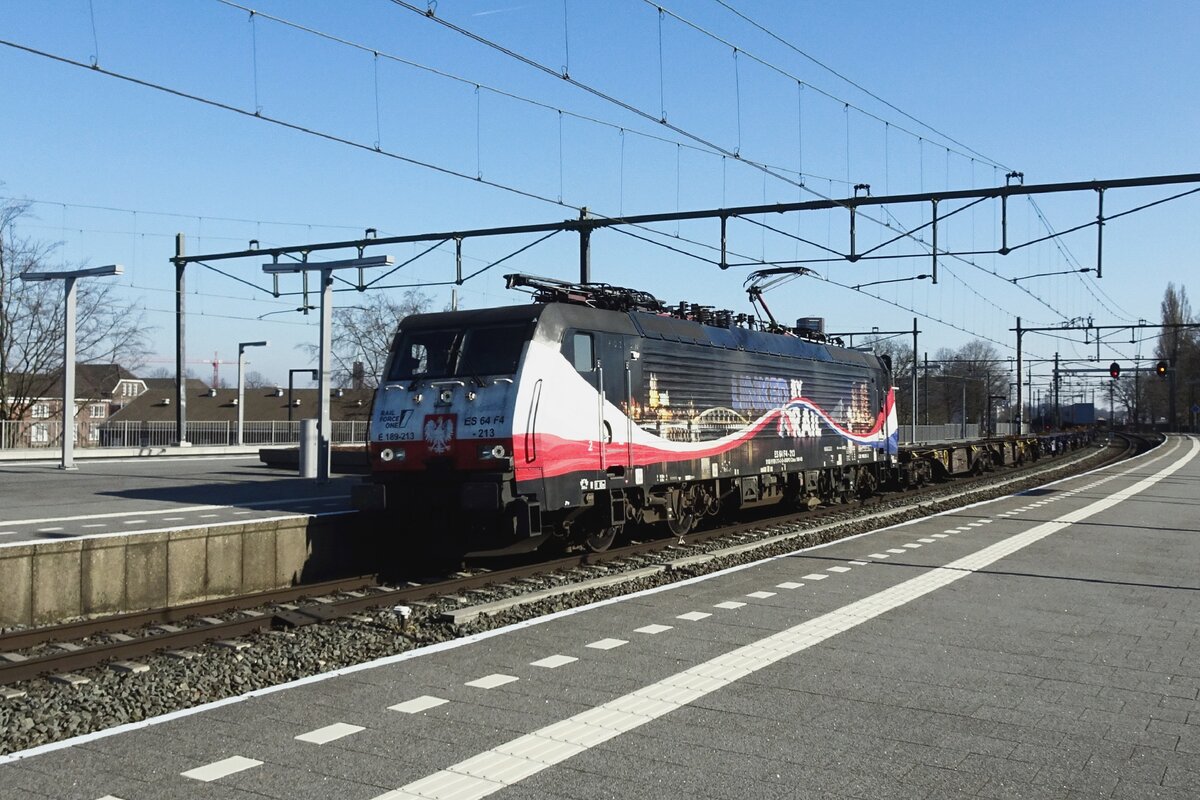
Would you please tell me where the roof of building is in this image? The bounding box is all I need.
[106,386,374,423]
[6,363,143,401]
[141,377,210,395]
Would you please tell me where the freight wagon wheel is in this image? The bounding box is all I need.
[585,524,622,552]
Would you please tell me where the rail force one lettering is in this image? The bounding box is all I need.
[379,409,414,429]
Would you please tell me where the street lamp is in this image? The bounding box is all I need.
[237,341,269,446]
[19,264,123,470]
[263,255,393,482]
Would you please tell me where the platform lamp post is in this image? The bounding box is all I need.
[18,264,124,470]
[237,340,269,446]
[263,255,393,482]
[287,368,318,422]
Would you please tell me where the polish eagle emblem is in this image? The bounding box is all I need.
[423,415,455,454]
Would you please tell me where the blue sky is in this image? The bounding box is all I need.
[2,0,1197,389]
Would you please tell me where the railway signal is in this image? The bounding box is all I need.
[1155,360,1169,377]
[1108,361,1120,379]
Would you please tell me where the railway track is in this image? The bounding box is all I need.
[0,432,1145,693]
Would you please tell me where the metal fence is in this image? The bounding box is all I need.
[0,419,370,450]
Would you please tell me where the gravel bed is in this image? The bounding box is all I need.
[0,440,1121,756]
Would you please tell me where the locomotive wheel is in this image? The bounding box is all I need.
[667,513,697,537]
[584,524,622,552]
[856,467,878,499]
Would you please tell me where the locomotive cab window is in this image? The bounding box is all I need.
[569,332,594,372]
[390,329,458,379]
[458,324,529,376]
[388,324,529,381]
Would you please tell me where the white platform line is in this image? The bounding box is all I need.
[530,655,577,669]
[466,674,518,689]
[585,639,627,650]
[295,722,364,744]
[181,755,262,782]
[390,695,448,714]
[367,438,1198,800]
[0,494,349,527]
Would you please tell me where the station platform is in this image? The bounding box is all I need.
[0,456,363,626]
[0,455,356,545]
[2,436,1198,799]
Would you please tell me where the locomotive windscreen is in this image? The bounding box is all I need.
[387,324,529,380]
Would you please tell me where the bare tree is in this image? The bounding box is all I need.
[1154,283,1198,427]
[0,198,151,421]
[300,289,431,389]
[243,370,270,388]
[861,334,914,423]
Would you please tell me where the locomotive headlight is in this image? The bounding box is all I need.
[379,447,405,462]
[439,388,453,403]
[479,444,507,459]
[413,393,423,404]
[466,390,477,401]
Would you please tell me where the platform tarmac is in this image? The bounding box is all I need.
[0,455,356,546]
[3,436,1199,799]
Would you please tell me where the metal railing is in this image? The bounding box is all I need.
[0,419,370,450]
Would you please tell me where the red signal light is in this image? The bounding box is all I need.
[1108,361,1120,379]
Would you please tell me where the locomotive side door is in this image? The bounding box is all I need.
[566,331,605,472]
[567,330,629,473]
[595,333,630,473]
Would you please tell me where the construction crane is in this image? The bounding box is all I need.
[141,351,234,388]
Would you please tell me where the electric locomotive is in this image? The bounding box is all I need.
[355,274,898,554]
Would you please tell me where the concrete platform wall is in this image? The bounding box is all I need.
[0,514,370,626]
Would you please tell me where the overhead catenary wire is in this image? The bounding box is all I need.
[707,0,1009,170]
[226,0,1106,343]
[11,10,1152,362]
[210,0,849,188]
[648,1,1006,169]
[0,39,575,212]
